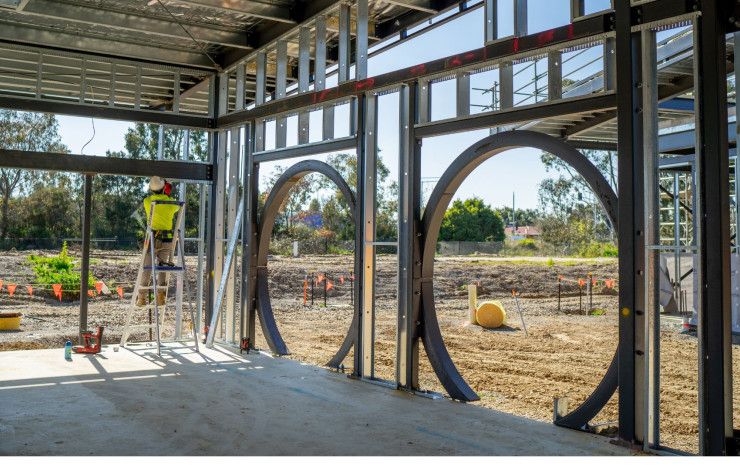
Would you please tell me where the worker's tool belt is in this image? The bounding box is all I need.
[154,230,174,242]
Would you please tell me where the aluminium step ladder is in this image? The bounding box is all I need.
[120,200,199,355]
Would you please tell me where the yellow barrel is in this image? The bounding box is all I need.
[0,313,21,330]
[476,301,506,328]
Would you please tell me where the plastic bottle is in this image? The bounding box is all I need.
[64,340,72,360]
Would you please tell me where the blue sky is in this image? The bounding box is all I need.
[55,0,606,210]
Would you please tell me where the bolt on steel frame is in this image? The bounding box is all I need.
[0,0,738,456]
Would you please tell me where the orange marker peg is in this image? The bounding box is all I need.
[117,287,124,299]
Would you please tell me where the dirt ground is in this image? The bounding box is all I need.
[1,249,739,454]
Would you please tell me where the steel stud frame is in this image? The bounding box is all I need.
[0,0,738,456]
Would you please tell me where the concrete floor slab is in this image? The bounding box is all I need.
[0,343,632,456]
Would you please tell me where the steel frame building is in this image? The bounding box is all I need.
[0,0,738,456]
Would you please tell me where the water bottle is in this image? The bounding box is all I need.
[64,340,72,360]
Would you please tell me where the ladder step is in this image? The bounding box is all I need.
[143,266,183,272]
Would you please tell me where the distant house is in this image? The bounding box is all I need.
[504,225,541,240]
[291,210,323,229]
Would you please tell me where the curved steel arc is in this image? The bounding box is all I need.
[420,130,618,428]
[256,160,358,366]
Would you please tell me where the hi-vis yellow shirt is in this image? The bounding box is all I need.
[143,194,180,231]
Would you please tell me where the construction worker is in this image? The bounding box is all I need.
[136,176,180,307]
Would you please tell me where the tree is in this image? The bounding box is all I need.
[440,197,505,242]
[0,111,69,238]
[494,206,541,227]
[539,149,616,216]
[538,149,616,245]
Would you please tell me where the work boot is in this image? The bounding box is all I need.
[157,291,167,306]
[136,291,148,307]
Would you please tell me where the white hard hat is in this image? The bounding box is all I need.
[149,176,165,192]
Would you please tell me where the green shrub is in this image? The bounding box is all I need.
[578,241,618,258]
[28,242,95,301]
[517,238,537,250]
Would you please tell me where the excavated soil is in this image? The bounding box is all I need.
[1,250,739,454]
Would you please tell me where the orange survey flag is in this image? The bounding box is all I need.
[52,284,62,301]
[316,273,325,284]
[88,290,94,298]
[326,280,334,291]
[116,287,124,299]
[578,278,585,288]
[95,281,103,294]
[26,285,33,296]
[0,280,4,291]
[7,284,16,296]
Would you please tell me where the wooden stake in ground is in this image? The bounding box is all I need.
[512,289,528,336]
[468,283,478,325]
[310,272,315,307]
[588,272,593,314]
[557,275,562,312]
[323,272,327,307]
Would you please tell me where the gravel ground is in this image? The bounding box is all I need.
[1,250,739,454]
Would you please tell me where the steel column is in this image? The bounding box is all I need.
[338,3,351,83]
[276,40,288,148]
[356,0,369,80]
[514,0,527,37]
[456,72,470,117]
[315,15,334,140]
[242,123,258,349]
[298,26,311,144]
[641,29,659,450]
[604,37,616,93]
[255,52,267,152]
[357,93,378,378]
[484,0,497,43]
[397,83,420,389]
[615,0,641,446]
[79,173,93,344]
[499,62,513,110]
[547,51,562,101]
[694,2,734,456]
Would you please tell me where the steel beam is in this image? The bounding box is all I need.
[168,0,293,23]
[694,3,734,456]
[415,93,615,139]
[0,95,211,129]
[253,136,357,163]
[15,0,251,50]
[0,21,215,69]
[0,149,212,180]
